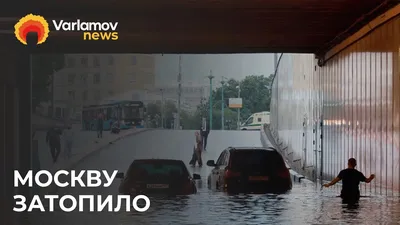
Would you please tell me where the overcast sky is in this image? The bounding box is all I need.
[154,54,275,87]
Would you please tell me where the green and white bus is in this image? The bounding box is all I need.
[81,100,146,131]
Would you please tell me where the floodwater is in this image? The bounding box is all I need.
[118,180,400,225]
[28,180,400,225]
[26,130,400,225]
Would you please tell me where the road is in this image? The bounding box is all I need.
[29,130,400,225]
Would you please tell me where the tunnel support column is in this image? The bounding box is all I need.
[1,41,19,225]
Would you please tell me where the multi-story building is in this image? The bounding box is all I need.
[48,54,155,119]
[146,84,207,112]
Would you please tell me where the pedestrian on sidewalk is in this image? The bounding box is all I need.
[202,125,210,151]
[97,112,104,138]
[63,125,74,159]
[323,158,375,204]
[46,127,62,163]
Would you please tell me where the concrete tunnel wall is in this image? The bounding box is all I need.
[269,13,400,196]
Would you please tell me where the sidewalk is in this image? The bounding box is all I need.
[33,126,150,173]
[32,126,150,196]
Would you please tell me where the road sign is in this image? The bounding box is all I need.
[229,98,242,108]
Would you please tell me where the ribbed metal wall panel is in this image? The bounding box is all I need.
[270,15,400,196]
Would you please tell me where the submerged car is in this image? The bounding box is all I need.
[117,159,201,195]
[207,147,292,194]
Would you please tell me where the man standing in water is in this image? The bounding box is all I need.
[323,158,375,203]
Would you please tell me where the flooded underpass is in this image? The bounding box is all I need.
[116,182,400,225]
[29,130,400,225]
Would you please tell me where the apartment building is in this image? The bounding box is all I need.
[48,54,155,119]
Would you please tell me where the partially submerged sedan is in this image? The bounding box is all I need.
[207,147,292,194]
[117,159,201,195]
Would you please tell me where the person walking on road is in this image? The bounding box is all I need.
[202,125,210,151]
[46,127,62,163]
[189,131,203,167]
[323,158,375,204]
[97,112,104,138]
[63,125,74,159]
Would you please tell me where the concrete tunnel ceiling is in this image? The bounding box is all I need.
[3,0,399,54]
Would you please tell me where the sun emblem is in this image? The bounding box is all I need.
[14,14,50,45]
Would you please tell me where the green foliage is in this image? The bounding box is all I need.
[180,110,201,129]
[146,100,178,128]
[145,74,273,130]
[213,74,273,121]
[32,54,65,111]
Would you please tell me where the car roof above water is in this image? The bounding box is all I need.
[228,147,277,152]
[133,159,184,163]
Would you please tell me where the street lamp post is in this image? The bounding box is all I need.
[177,55,182,129]
[160,88,164,128]
[237,83,241,130]
[50,62,56,118]
[221,76,227,130]
[207,71,214,130]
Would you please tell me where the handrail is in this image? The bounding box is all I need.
[269,53,284,92]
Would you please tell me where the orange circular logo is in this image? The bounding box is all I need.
[14,14,50,45]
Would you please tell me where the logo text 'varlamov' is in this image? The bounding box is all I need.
[52,20,118,31]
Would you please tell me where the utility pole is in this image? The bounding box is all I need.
[207,71,214,130]
[177,55,182,129]
[160,88,164,128]
[221,77,226,130]
[237,82,241,130]
[50,62,56,118]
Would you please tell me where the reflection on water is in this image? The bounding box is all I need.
[32,181,400,225]
[114,181,400,225]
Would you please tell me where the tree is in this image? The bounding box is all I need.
[213,75,273,121]
[145,102,161,128]
[240,75,273,115]
[196,97,208,119]
[32,54,65,112]
[151,74,273,130]
[179,96,239,130]
[145,100,178,129]
[180,110,201,129]
[164,100,177,129]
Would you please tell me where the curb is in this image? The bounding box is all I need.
[46,129,152,195]
[65,128,151,171]
[260,125,307,183]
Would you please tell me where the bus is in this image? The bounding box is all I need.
[82,100,146,131]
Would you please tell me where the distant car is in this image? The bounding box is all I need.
[116,159,201,195]
[239,112,270,130]
[207,147,292,194]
